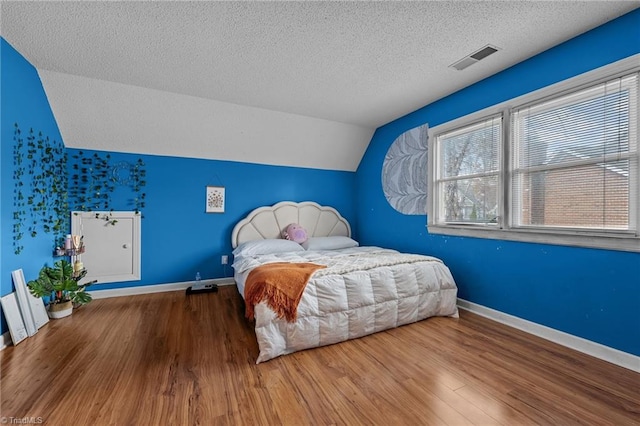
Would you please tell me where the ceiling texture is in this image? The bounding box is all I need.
[2,1,638,170]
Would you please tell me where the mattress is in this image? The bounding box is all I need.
[233,246,459,363]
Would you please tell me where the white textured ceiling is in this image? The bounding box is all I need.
[1,1,638,170]
[3,1,638,128]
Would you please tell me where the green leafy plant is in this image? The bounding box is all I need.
[27,260,97,306]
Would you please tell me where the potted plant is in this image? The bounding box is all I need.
[27,259,97,319]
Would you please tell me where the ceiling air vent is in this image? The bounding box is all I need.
[450,45,500,71]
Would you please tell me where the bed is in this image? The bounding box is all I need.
[231,201,459,363]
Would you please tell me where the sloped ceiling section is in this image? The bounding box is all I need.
[39,71,374,171]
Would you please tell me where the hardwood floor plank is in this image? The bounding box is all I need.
[401,378,479,426]
[1,286,638,425]
[448,315,640,424]
[454,383,533,426]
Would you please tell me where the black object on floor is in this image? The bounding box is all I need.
[186,284,219,295]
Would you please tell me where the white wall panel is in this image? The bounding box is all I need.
[71,211,141,284]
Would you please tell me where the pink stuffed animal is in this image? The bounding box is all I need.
[282,223,308,244]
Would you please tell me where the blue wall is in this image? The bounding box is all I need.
[356,10,640,356]
[1,38,63,333]
[65,149,356,290]
[1,37,356,335]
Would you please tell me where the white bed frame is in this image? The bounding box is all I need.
[231,201,351,248]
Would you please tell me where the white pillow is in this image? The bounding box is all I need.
[233,239,305,257]
[302,236,359,251]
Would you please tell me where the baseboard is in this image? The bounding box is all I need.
[90,277,236,300]
[457,299,640,373]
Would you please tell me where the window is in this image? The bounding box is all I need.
[436,116,501,225]
[429,57,640,252]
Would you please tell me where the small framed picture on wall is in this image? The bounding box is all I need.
[206,186,225,213]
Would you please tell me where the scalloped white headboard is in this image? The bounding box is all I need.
[231,201,351,248]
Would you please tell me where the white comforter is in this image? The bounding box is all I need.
[233,247,459,363]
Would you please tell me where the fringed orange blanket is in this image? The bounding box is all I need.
[244,262,326,322]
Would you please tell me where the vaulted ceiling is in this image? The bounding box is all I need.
[2,1,637,170]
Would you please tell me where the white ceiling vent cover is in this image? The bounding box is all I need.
[450,45,501,71]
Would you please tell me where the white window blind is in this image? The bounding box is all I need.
[436,116,501,224]
[511,73,638,233]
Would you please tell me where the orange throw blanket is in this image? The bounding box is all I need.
[244,262,326,322]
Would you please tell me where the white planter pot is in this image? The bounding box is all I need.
[48,301,73,319]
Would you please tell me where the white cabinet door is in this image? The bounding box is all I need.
[71,211,141,283]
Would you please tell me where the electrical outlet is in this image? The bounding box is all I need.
[221,255,228,265]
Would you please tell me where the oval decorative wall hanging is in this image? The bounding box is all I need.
[381,123,429,215]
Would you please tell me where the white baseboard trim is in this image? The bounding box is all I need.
[1,331,10,350]
[457,299,640,373]
[90,277,236,300]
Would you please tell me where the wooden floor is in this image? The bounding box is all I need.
[1,286,639,425]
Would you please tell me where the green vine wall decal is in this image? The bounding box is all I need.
[69,151,146,215]
[70,152,115,211]
[26,128,69,238]
[11,124,147,255]
[13,124,25,254]
[131,158,147,215]
[12,123,69,254]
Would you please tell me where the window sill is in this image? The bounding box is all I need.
[426,224,640,253]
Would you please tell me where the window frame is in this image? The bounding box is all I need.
[427,55,640,253]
